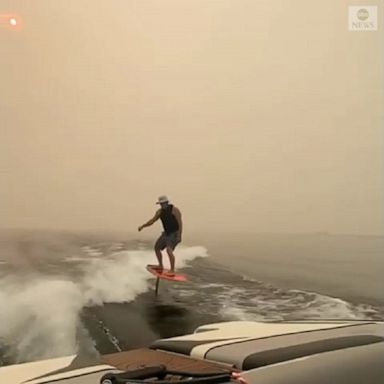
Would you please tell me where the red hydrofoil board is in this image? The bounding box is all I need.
[146,265,188,282]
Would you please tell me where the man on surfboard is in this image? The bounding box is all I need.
[138,195,182,276]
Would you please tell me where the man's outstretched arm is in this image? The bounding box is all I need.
[138,210,161,231]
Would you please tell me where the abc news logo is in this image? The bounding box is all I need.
[348,6,378,31]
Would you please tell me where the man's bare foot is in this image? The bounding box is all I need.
[165,270,175,277]
[148,264,163,271]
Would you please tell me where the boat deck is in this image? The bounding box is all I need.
[102,348,237,373]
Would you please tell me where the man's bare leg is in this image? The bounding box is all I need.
[166,246,175,274]
[151,247,163,270]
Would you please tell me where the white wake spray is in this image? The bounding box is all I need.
[0,245,207,363]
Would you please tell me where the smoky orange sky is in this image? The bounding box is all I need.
[1,0,383,235]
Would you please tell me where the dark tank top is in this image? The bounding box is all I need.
[160,204,179,235]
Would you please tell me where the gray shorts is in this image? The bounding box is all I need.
[155,231,180,251]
